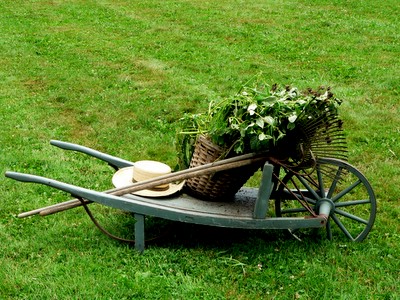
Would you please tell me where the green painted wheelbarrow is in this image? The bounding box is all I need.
[5,140,377,252]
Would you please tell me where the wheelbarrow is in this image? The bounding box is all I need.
[5,140,377,252]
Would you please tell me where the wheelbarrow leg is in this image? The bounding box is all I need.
[253,162,274,219]
[134,214,145,253]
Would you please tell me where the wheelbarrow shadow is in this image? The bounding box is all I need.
[135,216,328,253]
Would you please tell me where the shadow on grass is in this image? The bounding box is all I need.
[19,205,338,255]
[120,216,331,253]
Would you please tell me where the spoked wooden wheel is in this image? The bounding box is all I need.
[275,158,377,242]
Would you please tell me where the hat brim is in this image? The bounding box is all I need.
[112,166,185,197]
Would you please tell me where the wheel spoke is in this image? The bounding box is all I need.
[327,166,343,198]
[281,190,317,205]
[331,214,355,241]
[335,199,371,208]
[317,165,325,198]
[334,208,369,225]
[332,179,362,202]
[296,174,321,201]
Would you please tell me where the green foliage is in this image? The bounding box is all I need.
[211,82,341,154]
[177,78,342,168]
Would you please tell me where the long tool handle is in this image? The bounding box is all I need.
[39,156,259,216]
[39,199,92,216]
[110,155,266,196]
[11,153,267,218]
[17,199,89,218]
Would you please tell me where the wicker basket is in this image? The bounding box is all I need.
[185,135,261,201]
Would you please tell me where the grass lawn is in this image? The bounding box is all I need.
[1,0,399,299]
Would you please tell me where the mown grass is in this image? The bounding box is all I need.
[1,0,399,299]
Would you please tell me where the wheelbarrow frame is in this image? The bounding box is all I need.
[5,140,376,252]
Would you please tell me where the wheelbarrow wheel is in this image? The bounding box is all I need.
[275,158,377,242]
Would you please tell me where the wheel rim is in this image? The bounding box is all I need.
[275,158,377,242]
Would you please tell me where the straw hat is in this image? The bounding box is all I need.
[112,160,185,197]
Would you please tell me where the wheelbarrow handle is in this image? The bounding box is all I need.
[50,140,134,169]
[8,152,269,218]
[4,171,140,212]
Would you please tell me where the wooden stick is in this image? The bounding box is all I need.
[108,156,265,196]
[19,187,114,218]
[17,198,88,218]
[18,153,268,218]
[39,199,92,216]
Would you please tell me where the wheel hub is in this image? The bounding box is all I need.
[316,198,335,219]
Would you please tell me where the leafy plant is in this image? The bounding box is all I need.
[177,78,343,169]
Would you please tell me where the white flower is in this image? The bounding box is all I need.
[288,114,297,123]
[247,103,257,115]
